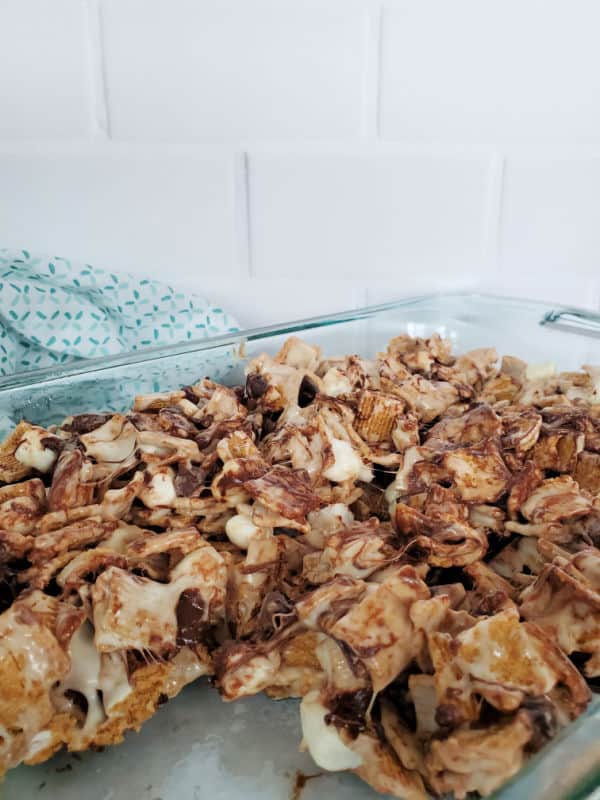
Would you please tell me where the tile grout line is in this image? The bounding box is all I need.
[234,151,252,277]
[84,0,111,139]
[361,4,383,139]
[374,4,384,139]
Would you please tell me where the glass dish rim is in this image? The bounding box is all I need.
[1,290,599,391]
[1,287,599,797]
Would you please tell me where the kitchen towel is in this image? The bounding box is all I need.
[0,249,239,377]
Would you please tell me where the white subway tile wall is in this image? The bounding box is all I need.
[0,0,91,138]
[380,0,600,144]
[0,0,598,326]
[248,152,492,278]
[501,157,600,279]
[0,148,236,280]
[101,0,366,140]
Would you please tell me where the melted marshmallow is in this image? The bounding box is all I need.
[322,368,353,398]
[225,514,262,550]
[525,362,556,381]
[138,470,176,508]
[14,428,57,473]
[323,439,363,483]
[300,690,363,771]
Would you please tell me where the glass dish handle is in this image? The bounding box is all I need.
[541,308,600,339]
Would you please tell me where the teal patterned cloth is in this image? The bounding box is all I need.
[0,250,239,376]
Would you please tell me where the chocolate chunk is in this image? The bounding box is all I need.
[0,558,28,612]
[198,414,214,430]
[383,679,417,732]
[40,436,64,454]
[64,689,89,715]
[61,413,111,434]
[435,703,464,730]
[261,412,279,435]
[245,373,268,400]
[298,376,318,408]
[324,688,373,738]
[201,451,223,483]
[403,540,431,563]
[426,566,472,590]
[176,588,207,646]
[371,463,396,490]
[174,463,207,497]
[273,527,301,538]
[182,385,199,403]
[521,695,558,751]
[126,649,147,675]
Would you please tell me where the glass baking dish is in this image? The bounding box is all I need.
[2,292,599,800]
